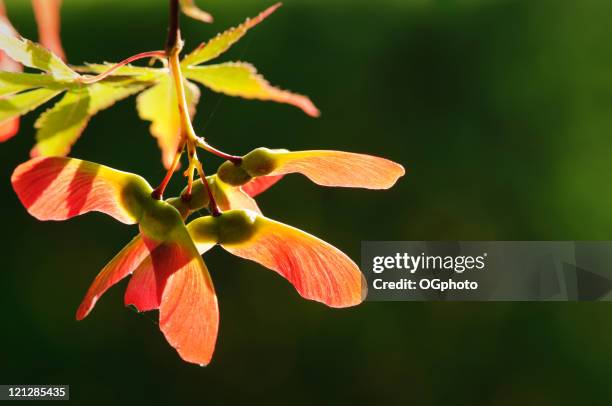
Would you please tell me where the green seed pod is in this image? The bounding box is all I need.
[188,215,218,245]
[189,209,258,246]
[242,147,286,177]
[166,197,191,219]
[177,179,211,213]
[140,199,185,241]
[119,174,154,223]
[217,160,252,186]
[216,209,258,244]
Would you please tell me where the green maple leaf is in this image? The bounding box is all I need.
[0,32,159,157]
[34,81,147,156]
[180,3,319,117]
[0,3,318,167]
[136,74,200,168]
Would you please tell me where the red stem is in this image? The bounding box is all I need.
[79,50,166,84]
[196,138,242,164]
[194,160,221,216]
[152,143,184,200]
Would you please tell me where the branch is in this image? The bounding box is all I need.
[166,0,181,53]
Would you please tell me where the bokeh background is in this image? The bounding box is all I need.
[2,0,612,404]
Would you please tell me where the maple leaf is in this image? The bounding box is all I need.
[179,0,213,23]
[0,3,318,168]
[0,32,156,156]
[78,3,318,167]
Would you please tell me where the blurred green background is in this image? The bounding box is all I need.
[2,0,612,404]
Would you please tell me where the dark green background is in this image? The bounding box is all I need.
[2,0,612,404]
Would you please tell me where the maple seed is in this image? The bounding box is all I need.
[217,161,252,186]
[216,209,258,244]
[242,147,283,177]
[217,147,285,185]
[179,179,210,211]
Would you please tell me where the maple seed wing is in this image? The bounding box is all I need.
[240,174,284,197]
[221,213,365,307]
[76,235,149,320]
[159,246,218,366]
[263,150,406,189]
[11,157,152,224]
[212,177,262,214]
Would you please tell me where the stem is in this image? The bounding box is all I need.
[169,50,196,143]
[182,162,195,200]
[194,159,221,217]
[164,0,221,216]
[166,0,180,53]
[152,142,184,200]
[78,51,166,84]
[195,138,243,164]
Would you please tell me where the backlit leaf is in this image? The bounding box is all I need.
[179,0,213,23]
[34,82,146,156]
[0,71,68,96]
[181,3,281,67]
[76,63,166,81]
[136,74,200,168]
[0,88,62,125]
[0,32,77,80]
[184,62,319,117]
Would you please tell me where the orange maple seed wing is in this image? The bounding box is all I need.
[160,249,218,366]
[240,174,284,197]
[134,229,218,365]
[76,235,148,320]
[32,0,66,61]
[124,251,160,312]
[269,150,405,189]
[11,157,152,224]
[123,234,187,312]
[212,177,261,213]
[213,211,365,308]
